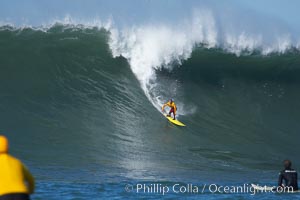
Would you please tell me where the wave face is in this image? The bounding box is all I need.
[1,24,300,198]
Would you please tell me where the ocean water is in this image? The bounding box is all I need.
[0,8,300,199]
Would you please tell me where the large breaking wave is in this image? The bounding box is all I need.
[1,22,300,182]
[1,7,300,116]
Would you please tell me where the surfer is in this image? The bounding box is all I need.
[0,135,35,200]
[162,99,177,120]
[278,159,298,191]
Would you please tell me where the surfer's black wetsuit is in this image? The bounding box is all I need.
[278,168,298,191]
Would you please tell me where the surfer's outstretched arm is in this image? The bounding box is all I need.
[161,104,167,112]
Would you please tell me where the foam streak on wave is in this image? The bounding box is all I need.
[109,21,206,111]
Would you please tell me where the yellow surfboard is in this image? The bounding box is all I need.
[164,114,186,127]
